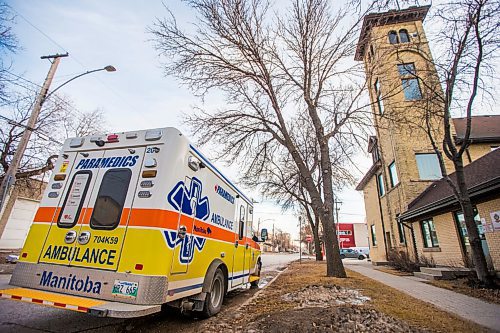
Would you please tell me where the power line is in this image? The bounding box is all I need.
[10,8,67,54]
[0,114,63,145]
[3,70,86,117]
[10,6,137,114]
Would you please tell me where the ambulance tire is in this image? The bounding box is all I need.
[250,258,262,288]
[200,268,225,318]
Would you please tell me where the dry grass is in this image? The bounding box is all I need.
[425,279,500,305]
[374,266,415,277]
[240,261,489,333]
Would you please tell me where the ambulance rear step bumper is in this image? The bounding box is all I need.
[0,281,161,318]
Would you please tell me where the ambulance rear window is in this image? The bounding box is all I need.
[58,171,92,228]
[90,169,132,230]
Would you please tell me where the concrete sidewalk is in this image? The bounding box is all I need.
[344,261,500,332]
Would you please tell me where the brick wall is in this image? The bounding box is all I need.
[476,198,500,271]
[364,177,388,263]
[413,212,465,267]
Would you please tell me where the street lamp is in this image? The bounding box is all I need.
[257,218,275,238]
[0,54,116,217]
[44,65,116,101]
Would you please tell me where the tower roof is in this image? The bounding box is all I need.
[354,5,431,61]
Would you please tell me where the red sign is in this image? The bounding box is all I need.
[305,235,312,242]
[337,224,356,248]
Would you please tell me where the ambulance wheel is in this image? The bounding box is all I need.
[250,259,262,288]
[201,268,225,318]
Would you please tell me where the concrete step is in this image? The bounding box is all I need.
[420,267,474,280]
[413,272,441,281]
[419,267,444,276]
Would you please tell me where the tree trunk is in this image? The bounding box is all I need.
[321,209,346,277]
[454,158,492,286]
[312,214,323,261]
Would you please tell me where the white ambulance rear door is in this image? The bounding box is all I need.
[68,147,146,271]
[39,149,105,266]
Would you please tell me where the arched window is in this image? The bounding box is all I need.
[388,31,399,44]
[399,29,410,43]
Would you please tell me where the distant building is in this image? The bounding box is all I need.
[0,179,46,249]
[354,5,500,270]
[337,222,369,249]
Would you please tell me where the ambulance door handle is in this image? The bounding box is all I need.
[178,225,187,239]
[245,244,249,249]
[234,241,238,248]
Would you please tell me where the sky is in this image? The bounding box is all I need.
[6,0,381,239]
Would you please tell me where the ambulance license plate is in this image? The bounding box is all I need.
[112,280,138,298]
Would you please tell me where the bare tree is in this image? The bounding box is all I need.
[151,0,373,277]
[0,2,19,104]
[420,0,498,286]
[244,115,357,260]
[1,90,107,182]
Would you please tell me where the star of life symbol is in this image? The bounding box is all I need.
[167,177,210,220]
[163,231,206,264]
[166,177,210,264]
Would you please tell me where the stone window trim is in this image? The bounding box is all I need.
[423,247,441,252]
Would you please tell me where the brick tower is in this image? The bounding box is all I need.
[354,6,453,264]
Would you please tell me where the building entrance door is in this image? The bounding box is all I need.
[454,210,491,268]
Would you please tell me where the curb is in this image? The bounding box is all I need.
[240,266,289,309]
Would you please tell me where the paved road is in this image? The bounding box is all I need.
[0,252,300,333]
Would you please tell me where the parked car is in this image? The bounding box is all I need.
[350,247,370,259]
[340,248,366,260]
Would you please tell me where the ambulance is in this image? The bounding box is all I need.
[0,127,262,318]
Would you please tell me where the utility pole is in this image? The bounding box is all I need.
[299,216,302,263]
[272,223,275,252]
[334,198,342,225]
[0,53,68,217]
[333,195,342,249]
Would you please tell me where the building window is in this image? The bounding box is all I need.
[397,63,416,76]
[397,221,406,244]
[402,79,422,100]
[399,29,410,43]
[415,153,442,180]
[388,30,399,44]
[374,78,385,115]
[420,219,439,248]
[388,161,399,187]
[398,63,422,100]
[371,225,377,246]
[377,173,385,196]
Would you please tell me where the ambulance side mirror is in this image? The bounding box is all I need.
[188,156,200,171]
[260,228,268,242]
